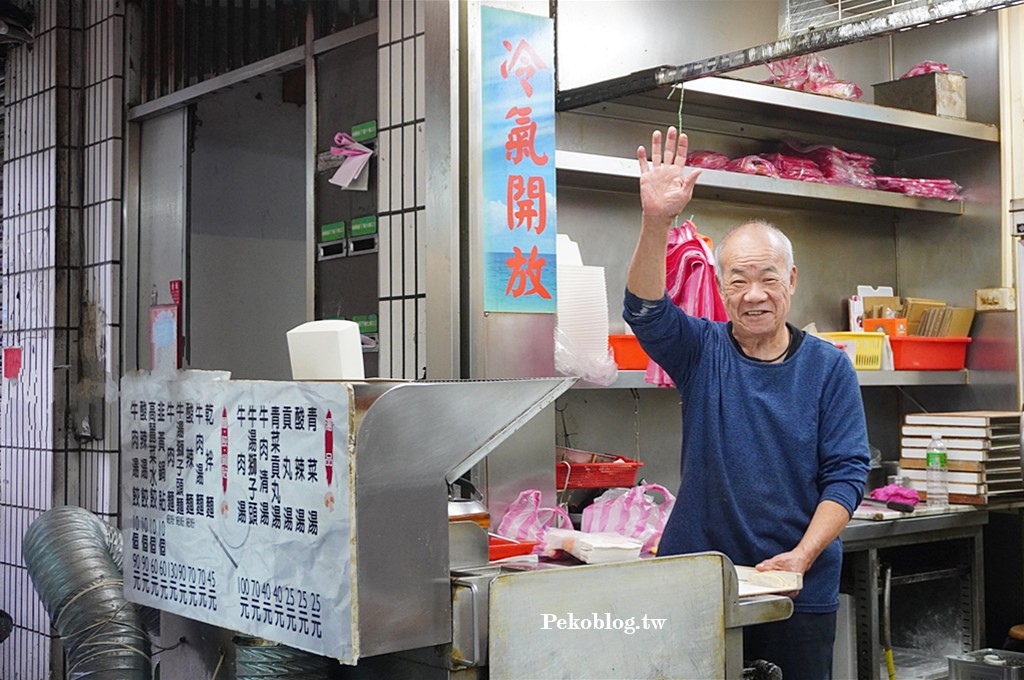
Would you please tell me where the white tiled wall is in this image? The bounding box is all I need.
[1,2,124,677]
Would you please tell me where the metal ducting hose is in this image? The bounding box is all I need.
[22,505,151,679]
[0,609,12,644]
[235,635,332,679]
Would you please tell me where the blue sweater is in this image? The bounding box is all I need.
[624,291,869,613]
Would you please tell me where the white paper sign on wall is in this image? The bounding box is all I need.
[121,372,356,661]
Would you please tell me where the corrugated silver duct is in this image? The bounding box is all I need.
[235,635,332,678]
[22,506,151,680]
[0,609,12,643]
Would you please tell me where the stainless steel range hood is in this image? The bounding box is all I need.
[351,377,575,658]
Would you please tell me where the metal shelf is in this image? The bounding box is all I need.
[855,369,969,387]
[596,76,999,146]
[574,369,969,390]
[557,150,964,216]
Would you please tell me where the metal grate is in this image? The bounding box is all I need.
[782,0,933,37]
[0,67,5,380]
[138,0,378,104]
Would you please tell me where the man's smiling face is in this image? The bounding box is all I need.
[718,224,796,345]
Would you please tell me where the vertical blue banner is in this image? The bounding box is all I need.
[481,6,557,313]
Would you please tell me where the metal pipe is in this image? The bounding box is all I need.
[234,635,332,678]
[883,563,896,680]
[22,506,151,679]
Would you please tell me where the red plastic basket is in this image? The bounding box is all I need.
[555,446,644,489]
[889,336,972,370]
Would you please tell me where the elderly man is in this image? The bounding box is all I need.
[623,127,870,679]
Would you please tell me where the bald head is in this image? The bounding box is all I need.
[713,220,794,284]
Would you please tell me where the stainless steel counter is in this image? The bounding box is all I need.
[843,507,989,549]
[841,507,988,679]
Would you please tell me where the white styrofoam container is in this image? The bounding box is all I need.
[286,319,365,380]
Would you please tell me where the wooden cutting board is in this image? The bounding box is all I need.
[851,502,976,521]
[735,565,802,597]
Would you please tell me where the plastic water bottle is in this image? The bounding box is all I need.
[926,434,949,508]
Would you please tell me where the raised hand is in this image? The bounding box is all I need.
[637,127,701,225]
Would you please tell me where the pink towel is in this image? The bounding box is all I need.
[870,483,920,506]
[645,220,729,387]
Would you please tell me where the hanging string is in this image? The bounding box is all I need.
[666,83,685,132]
[677,85,685,132]
[664,84,690,229]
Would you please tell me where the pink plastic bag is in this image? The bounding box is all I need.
[497,490,573,550]
[765,53,863,99]
[581,483,676,554]
[645,220,730,387]
[759,153,825,182]
[900,61,958,79]
[724,155,779,177]
[781,138,877,189]
[686,150,730,170]
[874,176,962,200]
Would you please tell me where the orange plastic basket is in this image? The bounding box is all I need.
[608,335,649,370]
[889,336,971,370]
[555,446,644,489]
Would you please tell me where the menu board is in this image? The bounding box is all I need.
[121,373,356,660]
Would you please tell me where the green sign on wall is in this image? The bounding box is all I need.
[320,220,346,243]
[350,314,378,334]
[350,215,377,237]
[351,120,377,143]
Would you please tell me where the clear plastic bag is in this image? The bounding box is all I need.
[554,326,618,386]
[580,483,676,554]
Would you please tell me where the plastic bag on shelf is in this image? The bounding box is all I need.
[724,155,779,177]
[765,53,863,99]
[875,176,963,200]
[580,483,676,554]
[759,153,825,182]
[764,55,810,90]
[781,138,877,189]
[899,61,962,79]
[807,79,862,99]
[686,149,730,169]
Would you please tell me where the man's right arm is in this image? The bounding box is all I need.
[626,127,701,301]
[626,215,673,300]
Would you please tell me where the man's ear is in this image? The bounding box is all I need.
[789,266,798,293]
